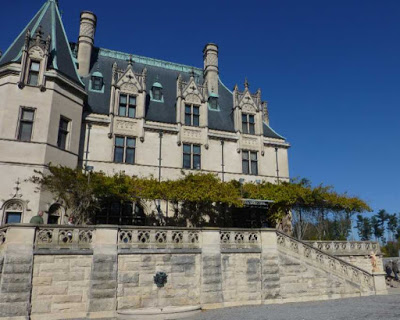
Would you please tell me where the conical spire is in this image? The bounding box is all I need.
[0,0,82,86]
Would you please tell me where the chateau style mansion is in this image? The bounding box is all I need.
[0,0,289,225]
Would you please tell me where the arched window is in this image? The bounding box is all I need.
[3,201,24,224]
[48,203,64,224]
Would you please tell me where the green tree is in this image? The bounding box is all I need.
[387,213,398,242]
[355,215,372,241]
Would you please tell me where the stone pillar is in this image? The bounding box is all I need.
[88,227,118,318]
[372,272,388,295]
[261,230,281,302]
[0,226,35,318]
[77,11,97,77]
[201,229,223,308]
[203,43,219,96]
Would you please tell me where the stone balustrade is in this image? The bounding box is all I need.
[277,232,375,291]
[220,230,261,251]
[35,226,94,250]
[305,240,381,256]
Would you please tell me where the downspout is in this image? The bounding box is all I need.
[275,147,280,184]
[221,140,225,182]
[157,131,163,223]
[84,123,92,172]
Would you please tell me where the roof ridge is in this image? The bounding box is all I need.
[98,47,203,75]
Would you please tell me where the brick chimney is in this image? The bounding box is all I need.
[203,43,219,96]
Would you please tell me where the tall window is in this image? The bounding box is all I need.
[242,151,258,175]
[183,144,201,170]
[57,117,70,150]
[18,108,35,142]
[185,104,200,126]
[3,201,23,224]
[27,61,40,86]
[114,136,136,164]
[242,114,255,134]
[119,94,136,118]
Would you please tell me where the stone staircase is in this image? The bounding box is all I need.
[276,232,382,301]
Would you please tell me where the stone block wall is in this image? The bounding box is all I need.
[30,255,92,319]
[118,253,201,310]
[0,226,387,320]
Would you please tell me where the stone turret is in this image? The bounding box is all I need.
[77,11,97,77]
[203,43,219,96]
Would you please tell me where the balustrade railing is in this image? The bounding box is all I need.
[0,227,7,248]
[118,228,201,249]
[305,241,381,255]
[220,230,261,249]
[277,232,374,291]
[35,227,94,250]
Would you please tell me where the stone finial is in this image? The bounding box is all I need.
[127,54,134,67]
[190,68,195,81]
[45,35,51,52]
[233,84,238,92]
[24,29,31,48]
[35,26,44,44]
[244,77,249,89]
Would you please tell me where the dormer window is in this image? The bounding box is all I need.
[28,61,40,86]
[242,113,255,134]
[150,81,163,102]
[90,72,104,92]
[208,96,218,110]
[119,94,136,118]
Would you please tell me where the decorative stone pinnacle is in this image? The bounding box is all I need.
[244,77,249,89]
[233,84,238,91]
[11,178,23,198]
[127,54,134,67]
[35,26,44,39]
[190,68,195,80]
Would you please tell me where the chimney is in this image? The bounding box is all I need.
[77,11,97,77]
[203,43,218,96]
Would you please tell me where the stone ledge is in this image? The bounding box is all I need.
[118,248,201,254]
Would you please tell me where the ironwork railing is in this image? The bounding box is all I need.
[118,228,201,249]
[35,227,94,250]
[277,232,374,291]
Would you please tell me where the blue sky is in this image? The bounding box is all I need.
[1,0,399,216]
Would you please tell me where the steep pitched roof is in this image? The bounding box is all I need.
[83,48,285,140]
[0,0,82,86]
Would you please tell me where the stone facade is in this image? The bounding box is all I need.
[0,0,289,225]
[0,225,387,320]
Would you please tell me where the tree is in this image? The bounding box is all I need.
[376,209,388,244]
[387,213,398,242]
[356,215,372,241]
[371,216,384,242]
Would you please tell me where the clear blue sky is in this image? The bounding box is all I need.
[1,0,399,216]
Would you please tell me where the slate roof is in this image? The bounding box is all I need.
[0,0,82,86]
[84,48,285,140]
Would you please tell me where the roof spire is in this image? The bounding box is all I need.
[244,77,249,89]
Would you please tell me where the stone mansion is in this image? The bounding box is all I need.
[0,0,290,225]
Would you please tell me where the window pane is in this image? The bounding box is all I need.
[114,147,124,163]
[209,98,218,109]
[183,154,191,168]
[31,61,40,72]
[119,105,126,116]
[126,138,136,148]
[185,105,191,114]
[193,155,201,169]
[153,88,161,100]
[249,123,255,134]
[242,160,249,174]
[249,115,255,123]
[128,106,136,118]
[6,212,22,224]
[60,118,69,130]
[28,73,38,86]
[120,95,127,104]
[242,123,248,134]
[242,152,249,160]
[126,148,135,164]
[242,114,248,123]
[193,115,199,126]
[19,122,33,141]
[193,145,201,154]
[250,152,257,161]
[193,106,200,115]
[92,77,103,90]
[183,144,191,154]
[22,110,34,121]
[251,161,258,175]
[115,137,124,147]
[57,132,67,149]
[185,114,191,126]
[129,96,136,105]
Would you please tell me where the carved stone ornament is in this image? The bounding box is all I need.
[29,46,44,59]
[120,82,138,94]
[154,272,168,288]
[184,93,201,105]
[80,22,95,38]
[5,201,23,212]
[242,104,256,114]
